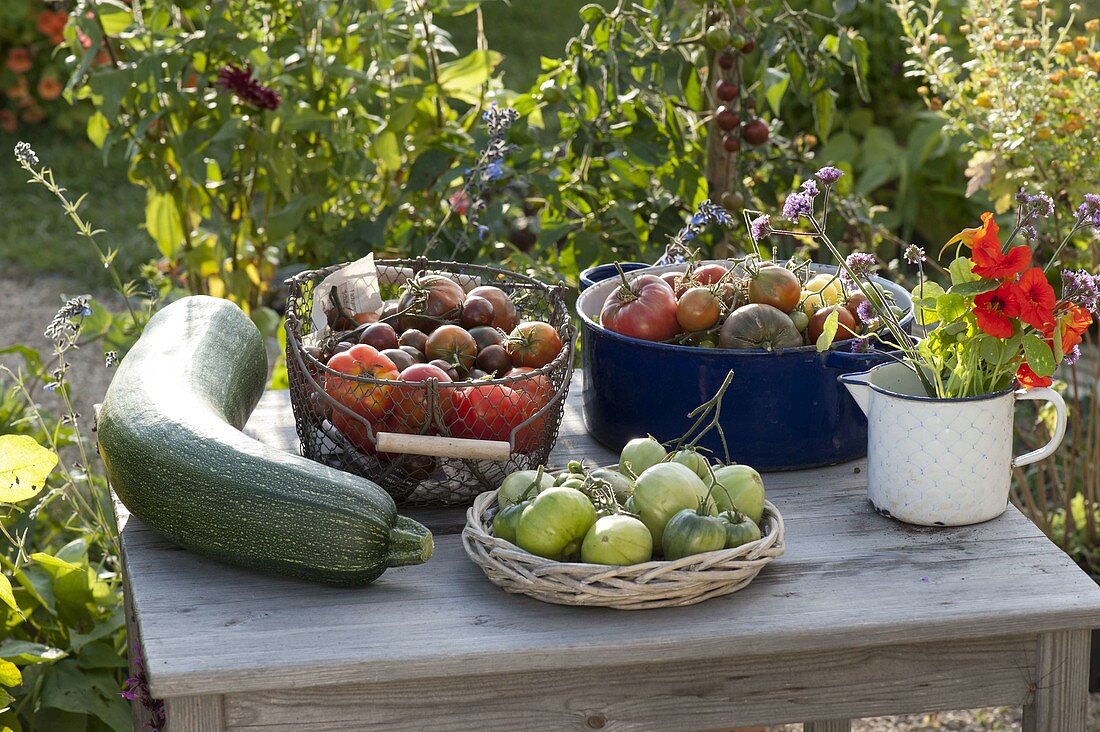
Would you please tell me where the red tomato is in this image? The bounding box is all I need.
[391,364,452,433]
[330,408,397,458]
[324,344,399,422]
[600,274,680,341]
[444,385,531,443]
[505,367,554,404]
[467,285,518,332]
[425,324,478,372]
[807,305,860,344]
[692,263,729,285]
[506,321,563,368]
[660,271,687,296]
[748,265,801,313]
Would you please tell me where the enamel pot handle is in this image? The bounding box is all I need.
[1012,387,1068,468]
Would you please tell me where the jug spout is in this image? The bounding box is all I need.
[838,371,872,416]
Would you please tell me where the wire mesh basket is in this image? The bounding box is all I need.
[285,258,575,506]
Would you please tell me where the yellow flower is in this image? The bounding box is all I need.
[1068,66,1083,78]
[1086,19,1099,33]
[1023,38,1041,50]
[976,16,992,27]
[1019,0,1038,10]
[986,67,1001,78]
[1074,36,1088,49]
[1048,70,1066,84]
[1037,128,1052,140]
[975,92,994,108]
[993,40,1011,51]
[1055,41,1075,56]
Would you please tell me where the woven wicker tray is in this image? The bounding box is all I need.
[462,488,786,610]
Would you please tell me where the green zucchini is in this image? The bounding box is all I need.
[97,296,432,586]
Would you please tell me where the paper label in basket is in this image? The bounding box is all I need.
[310,253,384,339]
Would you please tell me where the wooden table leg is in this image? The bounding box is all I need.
[804,721,852,732]
[165,695,225,732]
[1022,629,1089,732]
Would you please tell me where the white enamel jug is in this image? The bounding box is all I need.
[839,362,1067,526]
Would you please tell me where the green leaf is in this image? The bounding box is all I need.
[0,641,66,666]
[371,131,401,174]
[815,309,840,352]
[762,68,789,117]
[936,292,969,323]
[812,89,836,141]
[0,661,20,689]
[38,660,131,731]
[979,333,1020,366]
[0,575,17,617]
[86,112,109,149]
[1022,334,1056,377]
[96,4,132,34]
[950,279,1000,297]
[437,50,502,98]
[948,256,979,285]
[910,281,946,326]
[144,192,185,258]
[0,435,57,504]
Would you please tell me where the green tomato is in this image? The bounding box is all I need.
[581,514,653,565]
[705,26,731,50]
[790,310,810,333]
[492,499,530,544]
[516,487,597,561]
[712,464,766,523]
[498,469,555,508]
[662,509,728,560]
[559,478,586,491]
[589,468,635,503]
[719,510,762,548]
[619,436,667,477]
[633,462,715,549]
[623,494,636,513]
[670,448,713,482]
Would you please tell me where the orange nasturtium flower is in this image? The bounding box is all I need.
[944,212,1032,280]
[1016,361,1052,388]
[973,282,1021,339]
[1044,303,1093,355]
[1015,267,1056,330]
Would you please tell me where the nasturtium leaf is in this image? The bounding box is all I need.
[816,309,840,352]
[910,281,946,326]
[1022,334,1056,377]
[936,292,969,323]
[0,435,57,504]
[948,256,979,285]
[950,279,1000,297]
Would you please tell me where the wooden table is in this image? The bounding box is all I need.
[118,373,1100,731]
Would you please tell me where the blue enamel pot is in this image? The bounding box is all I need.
[579,262,649,292]
[576,262,914,471]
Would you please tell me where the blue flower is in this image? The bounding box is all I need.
[477,224,490,240]
[43,381,60,392]
[484,160,504,181]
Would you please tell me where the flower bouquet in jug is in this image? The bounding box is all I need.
[749,171,1100,526]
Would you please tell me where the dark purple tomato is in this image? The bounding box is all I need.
[460,295,496,329]
[469,325,504,351]
[381,348,416,372]
[360,322,399,351]
[476,344,513,376]
[398,328,428,351]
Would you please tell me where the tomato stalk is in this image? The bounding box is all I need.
[667,369,736,462]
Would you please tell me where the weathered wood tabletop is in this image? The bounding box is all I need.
[118,371,1100,731]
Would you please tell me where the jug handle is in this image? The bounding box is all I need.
[1012,387,1068,468]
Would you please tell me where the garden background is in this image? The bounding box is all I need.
[1,0,1098,729]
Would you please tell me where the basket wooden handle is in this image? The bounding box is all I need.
[375,432,511,461]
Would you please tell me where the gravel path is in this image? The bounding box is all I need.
[4,270,1100,731]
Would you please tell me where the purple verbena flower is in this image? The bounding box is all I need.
[749,214,772,242]
[1078,194,1100,229]
[801,179,820,197]
[1065,344,1082,366]
[781,190,815,222]
[850,336,871,353]
[216,65,280,110]
[904,244,926,264]
[815,166,844,185]
[1061,269,1100,312]
[856,298,876,325]
[841,252,877,288]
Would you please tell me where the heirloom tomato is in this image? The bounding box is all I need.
[516,487,597,561]
[600,274,680,342]
[390,363,452,433]
[324,344,399,423]
[711,464,765,523]
[719,304,803,351]
[580,514,653,565]
[632,462,714,549]
[426,324,478,372]
[662,509,728,560]
[691,263,729,285]
[397,274,466,333]
[807,306,859,345]
[618,436,667,476]
[506,321,562,368]
[498,469,556,508]
[718,510,763,549]
[445,384,536,448]
[468,285,518,332]
[748,265,801,313]
[676,287,722,332]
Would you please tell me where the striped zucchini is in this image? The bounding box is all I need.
[98,296,432,586]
